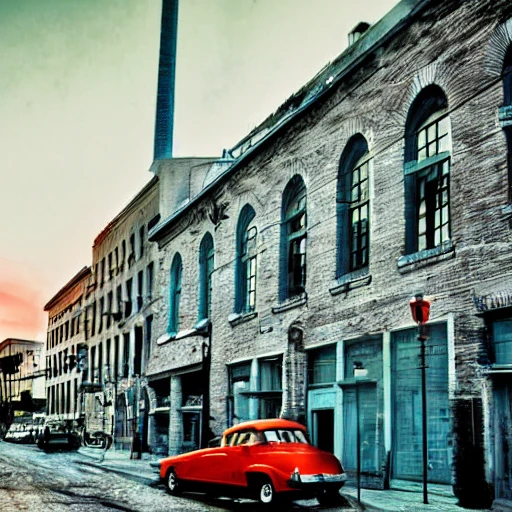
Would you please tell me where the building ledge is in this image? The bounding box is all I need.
[228,311,258,327]
[150,406,170,415]
[272,293,307,314]
[330,271,371,296]
[397,240,455,272]
[156,332,176,346]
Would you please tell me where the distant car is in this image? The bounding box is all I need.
[158,418,346,506]
[4,423,36,444]
[37,420,81,451]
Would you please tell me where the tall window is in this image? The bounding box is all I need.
[137,271,144,311]
[98,297,104,333]
[308,345,336,384]
[502,46,512,201]
[147,262,154,300]
[337,135,370,277]
[125,278,133,318]
[281,175,307,301]
[169,253,182,335]
[139,225,145,259]
[504,45,512,106]
[259,356,283,418]
[198,233,214,320]
[235,204,257,313]
[228,363,251,425]
[404,85,451,254]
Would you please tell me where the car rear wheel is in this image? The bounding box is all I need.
[257,477,275,505]
[166,469,181,495]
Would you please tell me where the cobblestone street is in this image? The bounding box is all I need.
[0,441,359,511]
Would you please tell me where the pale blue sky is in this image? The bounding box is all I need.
[0,0,399,340]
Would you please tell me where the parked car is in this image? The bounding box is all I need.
[4,423,36,444]
[37,420,81,451]
[158,418,346,506]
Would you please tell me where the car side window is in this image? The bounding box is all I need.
[262,429,310,443]
[224,433,235,446]
[279,430,293,443]
[293,429,309,444]
[236,431,251,445]
[264,430,280,442]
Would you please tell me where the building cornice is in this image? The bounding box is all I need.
[44,266,91,311]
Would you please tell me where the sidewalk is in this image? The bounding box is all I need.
[75,448,494,512]
[77,446,160,485]
[342,480,492,512]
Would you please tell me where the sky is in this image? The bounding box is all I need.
[0,0,399,342]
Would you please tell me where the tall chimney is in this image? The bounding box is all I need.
[154,0,179,160]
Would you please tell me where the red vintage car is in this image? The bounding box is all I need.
[159,418,346,506]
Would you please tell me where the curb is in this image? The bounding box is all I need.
[76,459,160,486]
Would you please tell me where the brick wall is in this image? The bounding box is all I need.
[148,0,512,500]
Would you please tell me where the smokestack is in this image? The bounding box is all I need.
[154,0,179,160]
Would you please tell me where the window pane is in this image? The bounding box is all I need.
[260,358,282,391]
[493,320,512,365]
[427,124,436,143]
[438,116,449,137]
[418,129,426,149]
[308,345,336,384]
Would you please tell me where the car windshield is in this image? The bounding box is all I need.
[262,429,309,444]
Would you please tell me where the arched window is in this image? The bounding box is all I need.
[198,233,214,320]
[337,134,370,278]
[280,175,307,301]
[235,204,257,313]
[404,85,451,254]
[169,253,182,335]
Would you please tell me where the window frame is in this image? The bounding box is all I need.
[337,135,371,278]
[235,205,257,314]
[403,86,451,256]
[198,233,214,321]
[169,253,183,335]
[280,175,307,301]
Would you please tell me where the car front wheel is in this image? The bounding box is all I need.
[166,469,181,495]
[257,477,275,505]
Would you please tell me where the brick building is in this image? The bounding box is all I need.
[81,177,159,453]
[44,266,90,422]
[146,0,512,507]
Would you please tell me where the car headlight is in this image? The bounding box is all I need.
[290,467,301,483]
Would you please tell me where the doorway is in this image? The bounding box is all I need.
[312,409,334,453]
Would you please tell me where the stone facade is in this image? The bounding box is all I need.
[147,0,512,507]
[79,177,159,452]
[44,267,90,422]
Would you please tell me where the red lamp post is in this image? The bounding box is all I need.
[409,293,430,505]
[410,294,431,326]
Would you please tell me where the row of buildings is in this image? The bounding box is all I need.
[42,0,512,509]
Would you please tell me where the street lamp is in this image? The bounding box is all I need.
[353,361,368,505]
[409,293,431,505]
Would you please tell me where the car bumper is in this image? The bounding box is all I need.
[288,472,347,490]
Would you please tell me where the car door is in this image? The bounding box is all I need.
[182,432,239,486]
